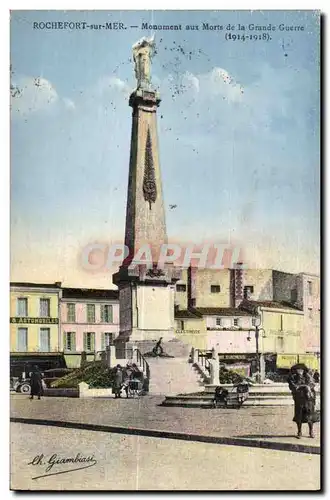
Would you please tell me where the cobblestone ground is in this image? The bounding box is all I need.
[11,422,320,490]
[10,394,320,447]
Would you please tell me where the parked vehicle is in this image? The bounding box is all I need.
[12,368,73,394]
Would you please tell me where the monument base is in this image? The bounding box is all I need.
[113,263,181,349]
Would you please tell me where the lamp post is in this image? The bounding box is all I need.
[247,310,265,382]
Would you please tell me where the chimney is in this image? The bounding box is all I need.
[232,262,245,308]
[188,266,197,309]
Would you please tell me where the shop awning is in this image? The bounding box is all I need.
[276,354,319,369]
[298,354,319,370]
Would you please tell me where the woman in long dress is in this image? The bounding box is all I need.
[288,363,317,439]
[29,365,43,400]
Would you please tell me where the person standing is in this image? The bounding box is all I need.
[288,363,317,439]
[113,365,123,399]
[29,366,43,400]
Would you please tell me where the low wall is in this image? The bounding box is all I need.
[79,382,113,398]
[204,383,321,394]
[43,388,79,398]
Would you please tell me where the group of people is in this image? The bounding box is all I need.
[112,363,143,398]
[288,363,319,439]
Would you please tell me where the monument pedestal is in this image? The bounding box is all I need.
[113,264,181,343]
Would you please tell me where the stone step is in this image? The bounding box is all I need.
[147,356,204,396]
[161,398,294,408]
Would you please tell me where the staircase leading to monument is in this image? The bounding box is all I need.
[131,339,204,396]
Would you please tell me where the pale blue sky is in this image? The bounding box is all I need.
[10,10,320,286]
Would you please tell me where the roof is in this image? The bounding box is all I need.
[10,282,61,289]
[239,300,302,312]
[175,309,203,319]
[192,307,252,317]
[62,288,119,300]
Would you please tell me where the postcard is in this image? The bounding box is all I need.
[10,9,320,491]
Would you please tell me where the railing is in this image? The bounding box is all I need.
[196,349,212,373]
[191,349,212,383]
[134,349,150,383]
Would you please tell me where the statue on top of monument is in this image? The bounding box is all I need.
[132,36,155,89]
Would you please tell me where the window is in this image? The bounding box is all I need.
[252,318,256,327]
[64,332,76,351]
[244,286,254,299]
[103,332,113,349]
[40,298,50,317]
[280,315,283,331]
[67,303,76,322]
[87,304,95,323]
[307,281,313,296]
[39,328,50,352]
[17,328,28,351]
[180,320,184,330]
[233,318,239,327]
[308,308,313,320]
[176,284,187,292]
[17,298,28,317]
[84,332,95,352]
[211,285,221,293]
[101,305,113,323]
[216,317,222,326]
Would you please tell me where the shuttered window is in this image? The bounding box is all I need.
[101,305,113,323]
[40,299,50,317]
[87,304,95,323]
[17,328,28,351]
[84,332,95,352]
[101,332,113,350]
[17,298,28,317]
[40,328,50,351]
[67,303,76,322]
[64,332,76,351]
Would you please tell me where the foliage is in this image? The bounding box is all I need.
[219,366,244,384]
[50,362,116,389]
[51,362,144,389]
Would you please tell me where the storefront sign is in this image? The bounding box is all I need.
[10,317,59,324]
[218,353,255,361]
[276,354,298,369]
[176,330,200,334]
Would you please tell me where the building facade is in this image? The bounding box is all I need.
[10,282,62,354]
[174,266,320,356]
[10,266,320,371]
[60,288,119,367]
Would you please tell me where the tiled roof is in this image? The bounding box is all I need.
[192,307,252,317]
[239,300,302,312]
[62,288,119,300]
[10,282,61,289]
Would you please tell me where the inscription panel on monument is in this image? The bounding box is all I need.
[136,285,172,331]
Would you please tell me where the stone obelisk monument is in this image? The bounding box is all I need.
[113,37,180,345]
